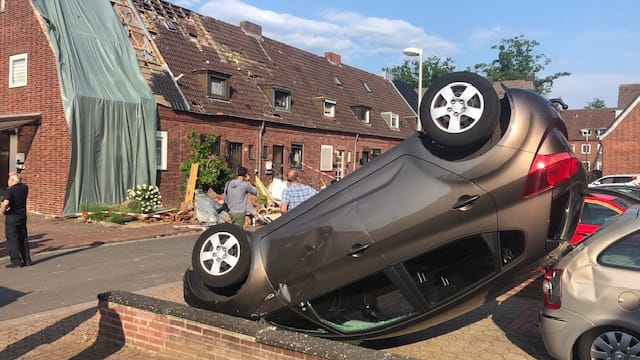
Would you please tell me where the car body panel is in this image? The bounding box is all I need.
[540,207,640,360]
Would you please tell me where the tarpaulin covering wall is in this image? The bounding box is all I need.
[32,0,157,214]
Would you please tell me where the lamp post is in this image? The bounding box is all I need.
[403,47,423,132]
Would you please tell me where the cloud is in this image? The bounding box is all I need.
[551,73,640,109]
[196,0,458,68]
[470,26,504,41]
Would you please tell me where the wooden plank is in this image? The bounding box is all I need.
[184,163,199,205]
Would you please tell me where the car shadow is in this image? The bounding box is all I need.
[362,273,553,360]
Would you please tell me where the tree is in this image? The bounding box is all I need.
[585,98,607,109]
[473,35,570,95]
[383,56,456,89]
[179,131,232,194]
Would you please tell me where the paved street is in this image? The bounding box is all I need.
[0,234,197,321]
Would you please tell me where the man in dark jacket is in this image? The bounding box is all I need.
[1,172,30,268]
[224,167,257,227]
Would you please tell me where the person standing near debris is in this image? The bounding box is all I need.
[224,166,257,227]
[280,169,318,214]
[1,172,31,268]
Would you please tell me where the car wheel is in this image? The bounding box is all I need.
[421,71,499,148]
[577,327,640,360]
[191,223,251,288]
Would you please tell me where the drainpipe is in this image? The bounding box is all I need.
[353,133,359,172]
[258,121,265,177]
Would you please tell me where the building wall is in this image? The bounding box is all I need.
[0,0,71,214]
[602,106,640,175]
[157,107,403,208]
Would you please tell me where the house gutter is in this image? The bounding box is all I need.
[258,121,266,177]
[353,133,359,172]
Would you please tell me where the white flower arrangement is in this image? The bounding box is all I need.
[127,184,162,213]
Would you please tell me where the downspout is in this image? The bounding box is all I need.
[258,121,265,177]
[353,133,359,172]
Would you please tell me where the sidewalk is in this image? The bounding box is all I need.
[0,213,200,260]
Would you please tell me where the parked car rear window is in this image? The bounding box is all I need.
[599,232,640,271]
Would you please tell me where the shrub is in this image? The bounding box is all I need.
[126,184,162,213]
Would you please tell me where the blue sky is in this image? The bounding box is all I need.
[168,0,640,109]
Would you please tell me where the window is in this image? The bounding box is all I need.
[320,145,333,171]
[9,53,27,88]
[581,201,620,226]
[582,144,591,154]
[274,88,291,111]
[199,134,220,156]
[571,144,576,153]
[248,144,254,160]
[580,128,592,137]
[208,72,231,100]
[351,106,370,123]
[1,0,5,12]
[290,143,303,168]
[156,131,168,170]
[596,161,602,171]
[404,235,497,309]
[262,145,268,160]
[309,271,416,333]
[362,81,371,93]
[323,99,336,118]
[598,232,640,271]
[597,128,607,136]
[381,112,399,130]
[583,161,591,171]
[372,148,381,158]
[597,143,603,154]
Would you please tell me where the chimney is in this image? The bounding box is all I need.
[324,52,341,65]
[240,21,262,37]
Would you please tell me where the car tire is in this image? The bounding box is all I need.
[421,71,500,148]
[577,327,640,360]
[191,223,251,288]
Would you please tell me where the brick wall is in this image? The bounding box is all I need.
[601,106,640,175]
[0,0,71,214]
[97,291,412,360]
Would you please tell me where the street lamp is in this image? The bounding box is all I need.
[403,47,423,131]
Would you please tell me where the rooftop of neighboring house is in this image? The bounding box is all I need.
[562,108,616,141]
[617,83,640,110]
[114,0,416,139]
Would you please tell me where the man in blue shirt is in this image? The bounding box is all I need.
[280,169,318,214]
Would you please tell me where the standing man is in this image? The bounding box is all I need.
[1,172,30,268]
[224,166,257,227]
[280,169,318,214]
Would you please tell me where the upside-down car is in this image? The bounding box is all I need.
[184,72,587,341]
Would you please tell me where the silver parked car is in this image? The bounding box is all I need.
[539,207,640,360]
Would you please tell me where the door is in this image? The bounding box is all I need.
[227,142,242,174]
[272,145,284,179]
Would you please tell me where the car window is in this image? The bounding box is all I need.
[600,177,615,184]
[308,271,417,333]
[581,202,621,226]
[599,232,640,271]
[403,235,497,309]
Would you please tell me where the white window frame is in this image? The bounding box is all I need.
[323,99,336,118]
[274,88,291,111]
[581,144,591,154]
[571,144,576,153]
[9,53,27,88]
[381,112,400,130]
[320,145,333,171]
[156,131,168,171]
[1,0,6,12]
[352,106,370,124]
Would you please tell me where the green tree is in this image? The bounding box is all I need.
[384,56,456,88]
[179,131,231,194]
[585,98,607,109]
[473,35,570,95]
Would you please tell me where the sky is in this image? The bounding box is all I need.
[168,0,640,109]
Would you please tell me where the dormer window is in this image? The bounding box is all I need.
[274,88,291,111]
[351,105,370,124]
[323,99,336,118]
[207,71,231,100]
[381,112,399,130]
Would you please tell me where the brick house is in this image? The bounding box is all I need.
[0,0,417,215]
[600,84,640,175]
[562,108,615,174]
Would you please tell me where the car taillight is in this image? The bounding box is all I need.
[542,269,563,310]
[524,152,579,198]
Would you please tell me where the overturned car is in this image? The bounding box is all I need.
[184,72,587,341]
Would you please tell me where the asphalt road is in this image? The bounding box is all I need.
[0,234,198,321]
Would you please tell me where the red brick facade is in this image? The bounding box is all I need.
[0,0,71,214]
[601,104,640,175]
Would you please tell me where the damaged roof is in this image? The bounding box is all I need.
[117,0,416,139]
